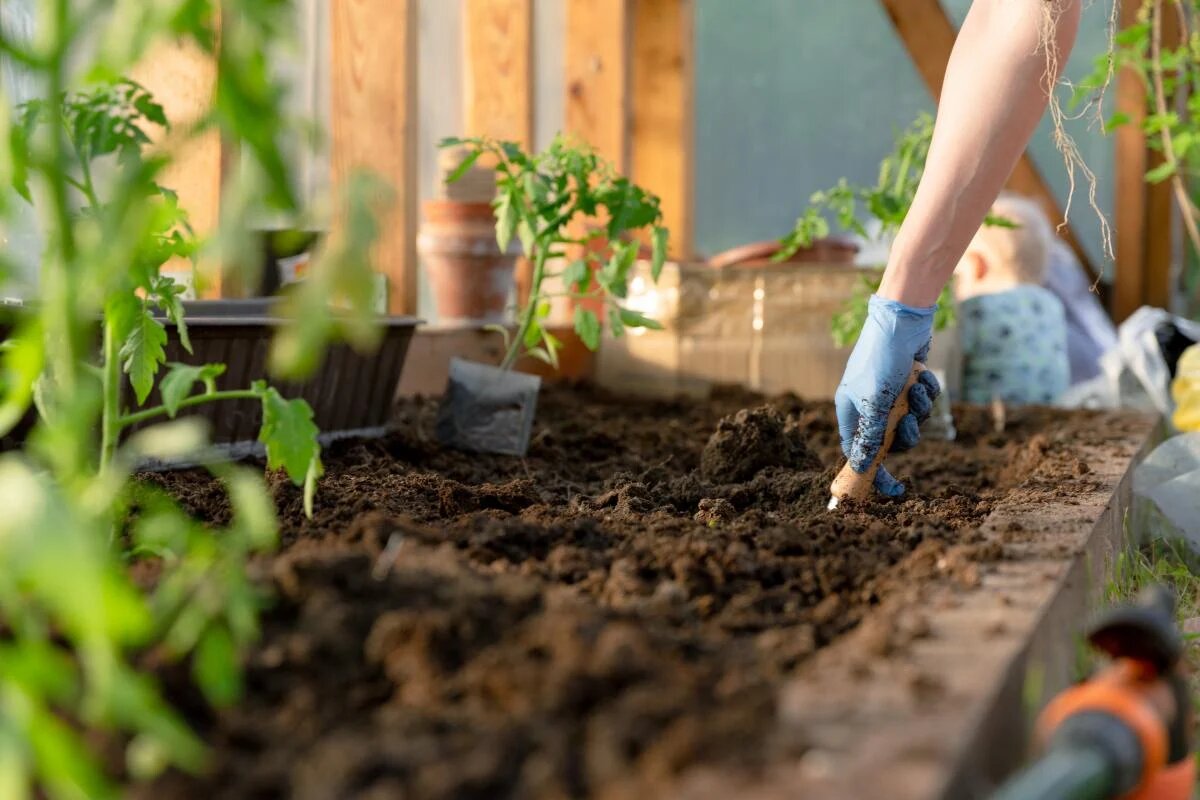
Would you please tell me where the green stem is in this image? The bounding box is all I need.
[42,1,78,400]
[502,249,547,371]
[118,389,261,430]
[100,316,121,469]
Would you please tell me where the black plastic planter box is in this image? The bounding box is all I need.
[1,299,420,450]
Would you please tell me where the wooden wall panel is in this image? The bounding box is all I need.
[331,0,419,315]
[565,0,631,170]
[632,0,694,259]
[131,40,223,296]
[464,0,533,147]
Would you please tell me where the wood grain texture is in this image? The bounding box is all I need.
[131,39,223,296]
[1113,0,1151,321]
[464,0,533,147]
[632,0,694,259]
[879,0,1101,285]
[565,0,631,169]
[331,0,418,314]
[1141,2,1179,312]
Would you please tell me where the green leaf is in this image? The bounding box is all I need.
[607,308,625,337]
[194,627,241,707]
[120,306,168,405]
[617,308,663,331]
[525,347,555,366]
[1104,111,1132,133]
[517,217,536,256]
[1115,22,1149,48]
[495,190,518,252]
[158,363,225,417]
[151,276,191,354]
[0,726,31,800]
[255,382,323,490]
[651,227,668,281]
[983,213,1018,229]
[27,707,116,800]
[561,259,590,292]
[482,323,513,352]
[573,307,601,350]
[445,147,482,184]
[0,323,43,437]
[522,318,543,349]
[1146,160,1177,184]
[225,467,279,551]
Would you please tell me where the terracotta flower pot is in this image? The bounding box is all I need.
[418,200,518,323]
[706,237,859,269]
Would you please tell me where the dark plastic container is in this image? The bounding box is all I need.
[1,299,420,448]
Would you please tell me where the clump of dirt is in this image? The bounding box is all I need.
[130,384,1131,800]
[700,405,819,482]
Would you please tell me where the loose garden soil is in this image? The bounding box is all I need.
[131,385,1147,800]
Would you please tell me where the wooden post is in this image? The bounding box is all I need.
[463,0,534,306]
[1142,2,1179,312]
[131,40,223,297]
[1113,0,1179,319]
[879,0,1101,287]
[463,0,533,148]
[631,0,694,259]
[331,0,419,315]
[1113,0,1150,320]
[565,0,632,170]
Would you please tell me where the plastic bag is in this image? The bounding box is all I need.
[1058,306,1200,418]
[1132,433,1200,549]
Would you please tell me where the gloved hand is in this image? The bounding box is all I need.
[835,294,942,498]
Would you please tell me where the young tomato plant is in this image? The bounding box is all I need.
[439,135,669,369]
[0,2,383,796]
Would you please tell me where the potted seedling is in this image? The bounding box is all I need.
[435,134,668,455]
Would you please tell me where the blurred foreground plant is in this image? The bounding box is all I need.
[0,2,384,796]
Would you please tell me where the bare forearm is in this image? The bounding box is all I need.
[878,0,1081,307]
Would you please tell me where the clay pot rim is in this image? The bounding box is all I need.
[706,237,860,270]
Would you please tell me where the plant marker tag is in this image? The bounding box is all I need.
[436,357,541,456]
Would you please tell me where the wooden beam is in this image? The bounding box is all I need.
[879,0,1101,286]
[331,0,418,315]
[1142,2,1179,312]
[463,0,534,307]
[565,0,632,170]
[463,0,534,148]
[1113,0,1150,321]
[631,0,694,259]
[131,39,223,297]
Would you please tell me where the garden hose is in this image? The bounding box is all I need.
[990,585,1195,800]
[990,746,1113,800]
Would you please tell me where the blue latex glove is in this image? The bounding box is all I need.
[835,294,942,498]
